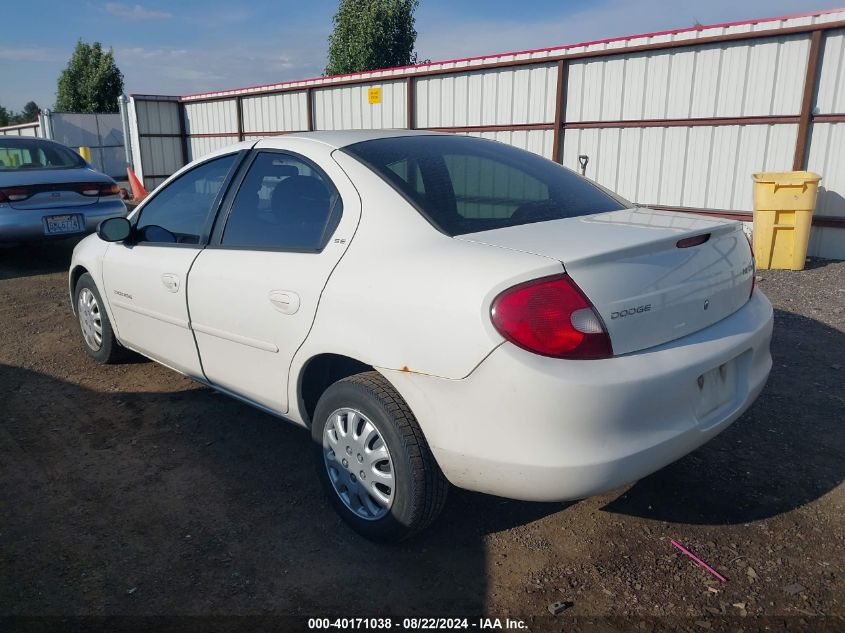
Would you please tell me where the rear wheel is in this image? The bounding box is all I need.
[75,273,126,364]
[312,371,448,542]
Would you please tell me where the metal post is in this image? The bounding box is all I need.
[117,95,133,168]
[306,88,314,132]
[552,60,567,163]
[40,109,54,140]
[407,76,415,130]
[178,101,189,167]
[793,30,823,171]
[236,96,244,141]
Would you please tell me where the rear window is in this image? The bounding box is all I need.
[343,135,624,236]
[0,138,85,171]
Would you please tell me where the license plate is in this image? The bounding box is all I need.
[694,359,738,422]
[44,214,83,235]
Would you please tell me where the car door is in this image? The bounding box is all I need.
[102,152,242,376]
[187,146,360,413]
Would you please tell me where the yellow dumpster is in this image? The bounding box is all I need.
[78,146,92,162]
[751,171,821,270]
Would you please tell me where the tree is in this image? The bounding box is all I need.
[56,41,124,113]
[0,102,38,126]
[17,101,39,123]
[326,0,420,76]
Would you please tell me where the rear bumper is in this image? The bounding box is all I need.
[0,200,126,242]
[381,290,773,502]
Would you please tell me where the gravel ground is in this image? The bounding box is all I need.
[0,239,843,632]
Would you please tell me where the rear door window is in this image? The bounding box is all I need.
[220,151,342,251]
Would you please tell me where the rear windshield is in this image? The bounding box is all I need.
[0,138,85,171]
[343,135,625,236]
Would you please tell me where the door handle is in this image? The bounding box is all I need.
[269,290,300,315]
[161,273,180,293]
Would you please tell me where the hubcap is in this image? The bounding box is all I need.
[322,408,395,521]
[77,288,103,351]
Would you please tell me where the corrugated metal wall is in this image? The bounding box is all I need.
[563,35,809,123]
[127,8,845,259]
[465,129,555,158]
[243,91,309,135]
[184,100,238,160]
[807,27,845,257]
[46,112,126,177]
[559,30,811,221]
[0,113,127,177]
[128,97,184,190]
[314,80,406,129]
[415,66,557,127]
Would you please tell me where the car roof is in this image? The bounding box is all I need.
[0,135,65,146]
[262,129,448,150]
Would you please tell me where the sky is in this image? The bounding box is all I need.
[1,0,842,112]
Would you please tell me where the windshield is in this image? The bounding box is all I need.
[343,134,625,236]
[0,138,85,171]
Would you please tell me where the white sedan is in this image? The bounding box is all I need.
[69,131,773,541]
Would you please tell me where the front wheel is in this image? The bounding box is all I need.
[74,273,126,364]
[312,371,448,542]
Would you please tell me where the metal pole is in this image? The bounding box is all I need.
[793,30,823,171]
[551,60,566,163]
[117,94,133,168]
[40,109,54,140]
[406,77,415,130]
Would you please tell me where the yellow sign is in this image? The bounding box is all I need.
[368,87,382,105]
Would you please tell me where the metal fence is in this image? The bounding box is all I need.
[0,111,127,178]
[127,8,845,259]
[0,122,40,137]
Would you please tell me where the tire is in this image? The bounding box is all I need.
[74,273,126,364]
[312,371,448,542]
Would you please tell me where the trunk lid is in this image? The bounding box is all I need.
[457,207,755,355]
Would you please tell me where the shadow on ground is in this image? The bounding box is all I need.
[0,238,81,281]
[603,308,844,524]
[0,363,565,615]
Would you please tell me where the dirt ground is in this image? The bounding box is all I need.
[1,238,843,631]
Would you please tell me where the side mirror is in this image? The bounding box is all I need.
[97,217,132,242]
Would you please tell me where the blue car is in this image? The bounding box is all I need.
[0,136,126,242]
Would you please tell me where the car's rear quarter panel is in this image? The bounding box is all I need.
[289,151,564,415]
[382,290,773,500]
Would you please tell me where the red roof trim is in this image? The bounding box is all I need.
[177,6,843,100]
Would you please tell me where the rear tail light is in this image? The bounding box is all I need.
[0,182,119,202]
[0,187,32,202]
[491,274,613,359]
[80,183,120,197]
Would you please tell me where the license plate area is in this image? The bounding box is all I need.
[44,214,84,235]
[694,358,739,424]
